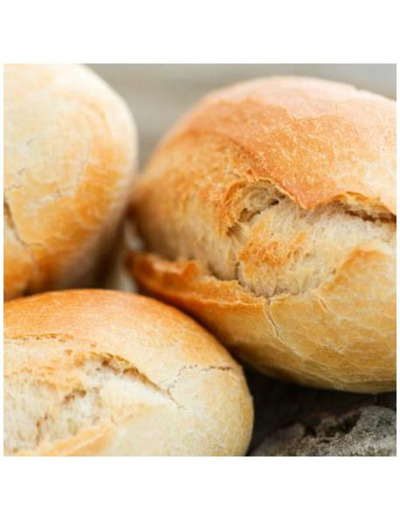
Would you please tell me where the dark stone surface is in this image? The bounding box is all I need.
[246,370,396,456]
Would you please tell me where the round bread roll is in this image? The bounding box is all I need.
[129,76,396,393]
[4,64,137,301]
[4,290,253,456]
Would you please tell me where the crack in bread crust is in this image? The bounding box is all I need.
[4,335,176,454]
[132,120,395,303]
[137,178,395,301]
[130,250,396,392]
[5,333,245,455]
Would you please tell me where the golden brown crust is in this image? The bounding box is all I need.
[129,77,396,392]
[4,64,137,300]
[4,290,253,456]
[158,76,395,214]
[130,251,395,393]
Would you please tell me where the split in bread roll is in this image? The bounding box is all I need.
[4,64,137,301]
[4,290,253,456]
[129,76,396,393]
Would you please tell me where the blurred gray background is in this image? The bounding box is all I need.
[90,64,396,167]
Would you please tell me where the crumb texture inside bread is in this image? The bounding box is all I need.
[4,337,171,455]
[136,135,395,301]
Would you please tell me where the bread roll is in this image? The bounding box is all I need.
[4,290,253,456]
[129,77,396,393]
[4,64,137,301]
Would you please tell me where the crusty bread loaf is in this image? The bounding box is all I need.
[4,64,137,301]
[4,290,253,456]
[129,76,396,393]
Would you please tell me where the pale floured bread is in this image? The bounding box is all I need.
[129,76,396,393]
[4,290,253,456]
[4,64,137,300]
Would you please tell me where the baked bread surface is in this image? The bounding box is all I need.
[4,64,137,300]
[4,290,253,456]
[130,77,396,393]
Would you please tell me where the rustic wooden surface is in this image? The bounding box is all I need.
[246,370,395,456]
[92,65,396,455]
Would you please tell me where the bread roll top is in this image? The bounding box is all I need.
[152,76,395,214]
